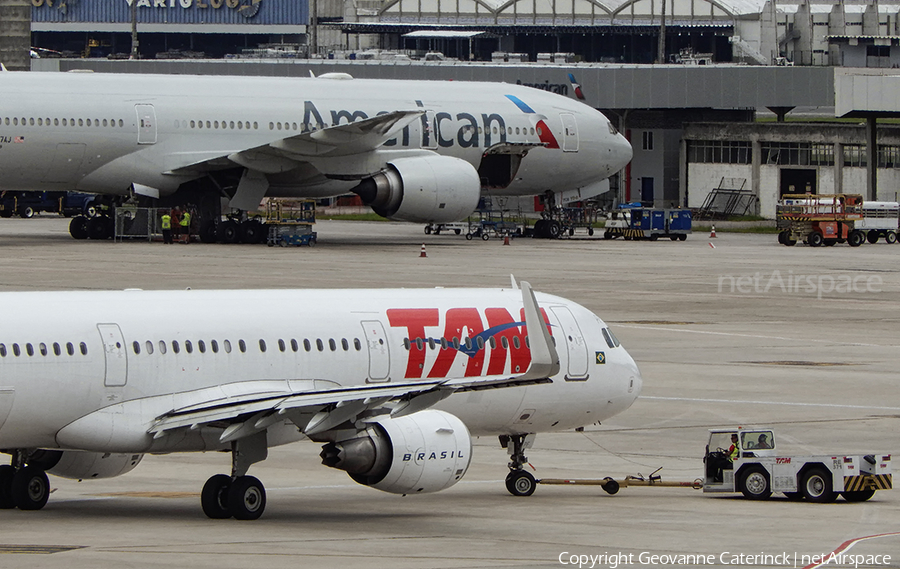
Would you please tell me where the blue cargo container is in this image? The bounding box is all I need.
[32,0,306,26]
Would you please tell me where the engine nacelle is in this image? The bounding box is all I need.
[320,410,472,494]
[351,155,481,223]
[27,450,143,480]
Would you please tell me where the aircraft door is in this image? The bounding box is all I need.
[361,320,390,382]
[135,104,158,145]
[0,389,14,433]
[560,113,579,152]
[550,307,589,380]
[97,324,128,387]
[422,111,438,150]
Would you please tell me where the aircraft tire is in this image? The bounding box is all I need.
[801,467,837,503]
[11,466,49,510]
[228,475,266,520]
[505,470,536,497]
[199,221,218,243]
[842,489,875,502]
[0,465,15,509]
[546,220,562,239]
[533,219,547,238]
[87,216,111,240]
[201,474,232,519]
[69,216,89,240]
[240,220,264,244]
[217,220,240,244]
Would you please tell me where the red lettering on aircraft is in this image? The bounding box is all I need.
[386,308,439,378]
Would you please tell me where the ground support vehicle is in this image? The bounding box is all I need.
[776,194,864,247]
[466,203,525,241]
[423,223,465,236]
[857,201,899,243]
[603,207,691,241]
[0,191,95,219]
[263,199,317,247]
[703,427,891,502]
[531,203,600,239]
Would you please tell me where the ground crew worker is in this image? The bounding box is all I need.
[161,211,172,244]
[727,434,740,462]
[179,209,191,243]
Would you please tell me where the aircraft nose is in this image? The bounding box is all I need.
[612,133,633,173]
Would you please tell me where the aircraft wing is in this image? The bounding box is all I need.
[165,109,424,177]
[148,282,559,443]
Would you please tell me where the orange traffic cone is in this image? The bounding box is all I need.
[420,244,427,258]
[710,225,717,238]
[503,235,511,246]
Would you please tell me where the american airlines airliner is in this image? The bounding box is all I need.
[0,69,632,240]
[0,282,641,519]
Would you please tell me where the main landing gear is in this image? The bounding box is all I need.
[501,433,538,497]
[0,451,51,511]
[201,432,269,520]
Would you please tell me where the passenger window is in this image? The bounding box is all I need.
[185,340,193,354]
[158,340,167,355]
[476,337,485,350]
[145,340,154,355]
[304,339,311,352]
[291,339,299,352]
[26,343,34,357]
[259,339,267,353]
[133,341,141,355]
[238,340,246,353]
[341,338,349,351]
[501,337,509,349]
[354,338,362,351]
[452,337,460,350]
[39,343,47,356]
[0,344,5,357]
[224,339,232,353]
[489,337,496,349]
[415,338,424,351]
[440,338,448,350]
[464,337,472,350]
[316,339,324,352]
[403,338,410,350]
[66,342,75,356]
[427,338,435,350]
[211,339,218,353]
[525,336,531,348]
[80,342,88,355]
[328,339,336,351]
[278,339,286,352]
[513,337,521,349]
[198,340,206,353]
[12,344,20,357]
[172,341,180,354]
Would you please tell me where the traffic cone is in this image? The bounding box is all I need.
[503,235,510,246]
[420,244,427,258]
[710,225,717,238]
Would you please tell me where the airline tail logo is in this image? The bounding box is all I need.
[504,95,560,149]
[568,74,585,100]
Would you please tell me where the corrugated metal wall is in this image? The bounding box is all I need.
[0,0,31,71]
[32,0,306,26]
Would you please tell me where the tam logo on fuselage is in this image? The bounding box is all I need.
[387,306,552,379]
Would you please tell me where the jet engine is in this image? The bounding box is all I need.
[320,410,472,494]
[351,155,481,224]
[27,450,143,480]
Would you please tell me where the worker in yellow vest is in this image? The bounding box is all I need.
[180,210,192,244]
[161,211,173,244]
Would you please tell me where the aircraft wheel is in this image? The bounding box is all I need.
[199,221,218,243]
[842,489,876,502]
[201,474,232,519]
[11,466,50,510]
[228,475,266,520]
[739,466,772,500]
[240,220,264,244]
[546,220,562,239]
[87,216,111,240]
[217,220,240,244]
[505,470,536,497]
[0,465,15,509]
[69,216,89,240]
[801,467,837,503]
[424,225,432,235]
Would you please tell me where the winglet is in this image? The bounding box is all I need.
[509,274,518,290]
[0,63,7,72]
[518,281,560,380]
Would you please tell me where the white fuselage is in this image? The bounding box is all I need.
[0,72,632,201]
[0,287,641,454]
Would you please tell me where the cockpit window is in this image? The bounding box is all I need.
[602,327,621,348]
[602,328,615,349]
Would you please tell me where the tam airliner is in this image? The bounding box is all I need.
[0,281,641,519]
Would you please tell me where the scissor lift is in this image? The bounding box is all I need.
[777,193,864,247]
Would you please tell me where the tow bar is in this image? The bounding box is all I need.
[538,468,704,495]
